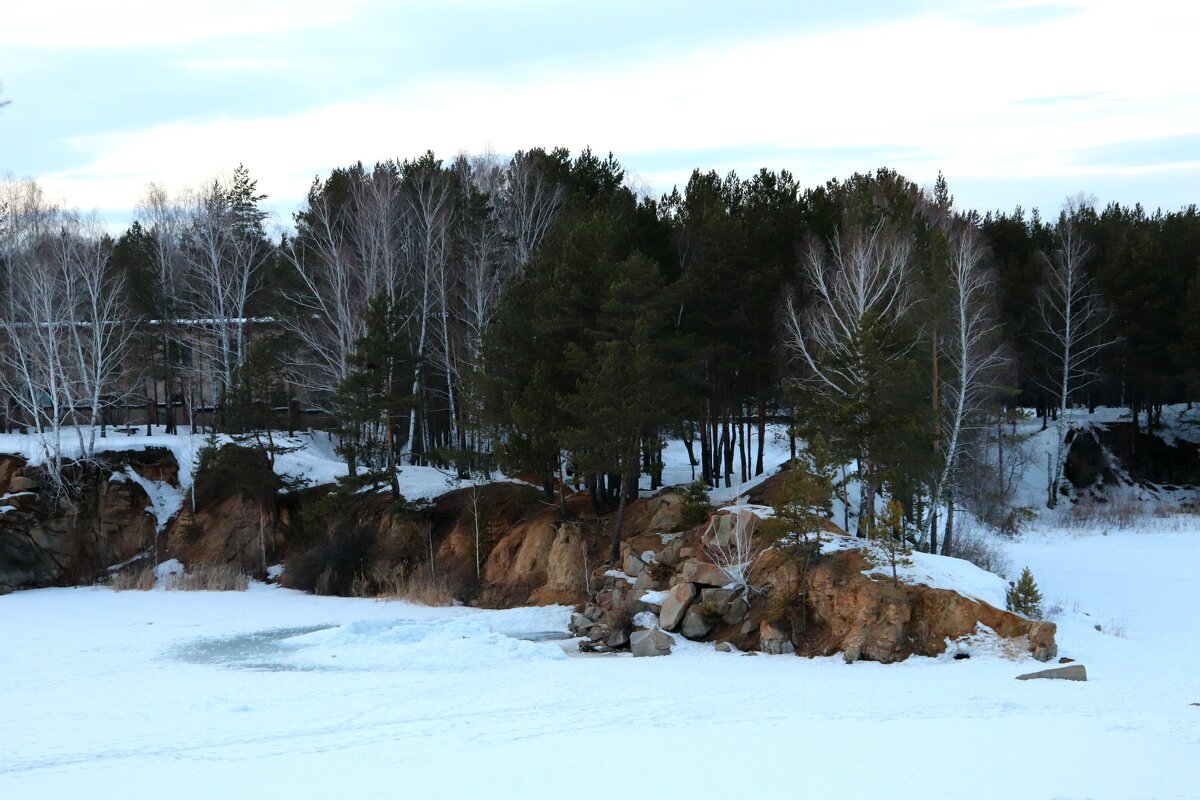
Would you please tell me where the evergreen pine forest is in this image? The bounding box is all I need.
[4,150,1199,555]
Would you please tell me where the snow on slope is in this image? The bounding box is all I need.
[0,427,530,511]
[822,535,1010,608]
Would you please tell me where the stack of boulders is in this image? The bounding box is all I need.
[569,513,757,656]
[568,500,1059,663]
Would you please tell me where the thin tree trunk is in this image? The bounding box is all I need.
[755,398,766,476]
[942,488,955,556]
[609,473,628,563]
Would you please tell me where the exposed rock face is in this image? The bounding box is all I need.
[759,621,796,655]
[167,493,283,573]
[0,453,169,593]
[799,548,1057,663]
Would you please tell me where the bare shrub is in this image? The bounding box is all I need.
[703,502,766,600]
[285,526,375,596]
[392,564,456,606]
[166,564,248,591]
[1062,497,1144,531]
[110,563,156,591]
[1099,617,1128,639]
[944,521,1012,579]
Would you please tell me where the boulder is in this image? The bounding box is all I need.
[569,612,596,635]
[658,582,697,630]
[606,626,630,648]
[656,537,684,567]
[722,597,749,626]
[6,492,38,513]
[9,475,39,493]
[630,628,675,657]
[699,587,733,616]
[681,559,729,587]
[759,620,795,655]
[680,607,713,640]
[623,552,645,577]
[632,569,657,591]
[647,493,682,531]
[1016,664,1087,682]
[715,642,737,653]
[587,623,611,642]
[705,514,733,548]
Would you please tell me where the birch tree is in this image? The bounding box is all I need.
[1036,212,1112,508]
[283,184,363,401]
[782,225,914,535]
[135,183,187,431]
[403,156,455,459]
[925,223,1005,553]
[60,215,134,457]
[181,175,268,420]
[501,149,565,269]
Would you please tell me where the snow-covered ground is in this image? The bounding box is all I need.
[2,522,1198,799]
[2,414,1197,797]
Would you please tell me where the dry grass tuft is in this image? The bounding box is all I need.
[109,563,156,591]
[165,564,249,591]
[353,563,456,606]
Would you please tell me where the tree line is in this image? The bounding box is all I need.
[2,151,1198,552]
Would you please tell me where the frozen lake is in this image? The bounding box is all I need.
[2,526,1198,799]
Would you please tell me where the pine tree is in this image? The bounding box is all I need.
[865,499,913,585]
[564,251,682,561]
[331,292,415,497]
[1006,566,1044,619]
[679,479,712,528]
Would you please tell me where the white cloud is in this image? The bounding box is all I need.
[1,0,368,48]
[31,0,1200,218]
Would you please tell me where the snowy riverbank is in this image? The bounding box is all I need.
[2,523,1198,799]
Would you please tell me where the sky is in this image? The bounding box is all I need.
[2,0,1199,229]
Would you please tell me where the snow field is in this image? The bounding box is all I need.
[2,520,1199,799]
[1,412,1198,797]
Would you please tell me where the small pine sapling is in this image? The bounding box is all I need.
[679,479,712,528]
[865,499,914,585]
[1006,566,1044,619]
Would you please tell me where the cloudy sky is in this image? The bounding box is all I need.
[3,0,1198,227]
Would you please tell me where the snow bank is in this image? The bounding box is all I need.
[821,536,1009,608]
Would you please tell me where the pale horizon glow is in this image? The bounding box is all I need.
[3,0,1199,228]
